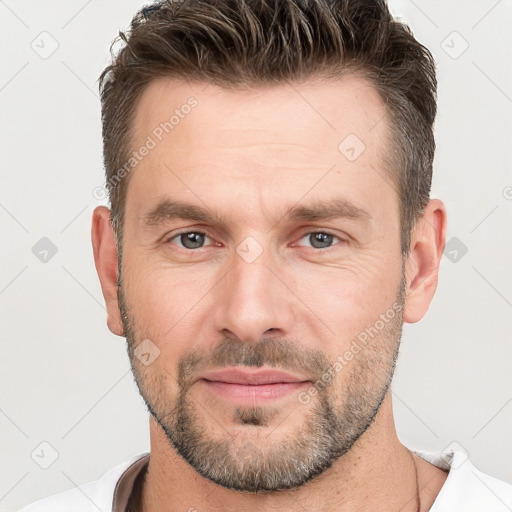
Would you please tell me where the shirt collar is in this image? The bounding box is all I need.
[112,453,149,512]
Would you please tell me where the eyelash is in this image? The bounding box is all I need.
[164,229,345,252]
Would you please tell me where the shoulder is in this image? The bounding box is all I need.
[18,453,149,512]
[415,449,512,512]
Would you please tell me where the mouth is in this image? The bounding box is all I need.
[197,367,311,404]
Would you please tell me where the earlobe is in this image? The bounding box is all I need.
[91,206,125,337]
[403,199,447,324]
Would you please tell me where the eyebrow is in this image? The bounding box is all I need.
[141,200,224,228]
[283,198,371,223]
[140,197,371,229]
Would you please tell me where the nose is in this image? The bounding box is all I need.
[212,240,296,344]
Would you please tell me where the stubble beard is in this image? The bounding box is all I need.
[119,275,405,493]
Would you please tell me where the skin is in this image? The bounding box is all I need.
[92,75,448,511]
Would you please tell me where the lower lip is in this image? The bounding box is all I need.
[200,379,310,404]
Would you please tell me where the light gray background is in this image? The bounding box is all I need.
[1,1,511,510]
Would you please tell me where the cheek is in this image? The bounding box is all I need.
[288,252,402,344]
[124,262,214,355]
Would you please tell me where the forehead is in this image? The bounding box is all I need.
[133,74,389,152]
[126,75,396,226]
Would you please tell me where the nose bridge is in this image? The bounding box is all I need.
[213,236,295,343]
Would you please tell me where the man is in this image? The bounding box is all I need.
[20,0,512,510]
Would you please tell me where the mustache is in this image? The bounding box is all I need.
[177,337,331,388]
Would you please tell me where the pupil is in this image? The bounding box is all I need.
[312,233,332,248]
[182,232,203,249]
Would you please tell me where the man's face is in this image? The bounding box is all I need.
[118,76,405,492]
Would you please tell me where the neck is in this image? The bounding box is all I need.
[137,393,447,512]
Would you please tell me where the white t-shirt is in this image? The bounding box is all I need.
[18,450,512,511]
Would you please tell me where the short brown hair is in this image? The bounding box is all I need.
[99,0,437,255]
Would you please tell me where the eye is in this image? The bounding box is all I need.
[166,230,213,250]
[296,231,343,250]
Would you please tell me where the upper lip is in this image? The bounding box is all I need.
[198,367,310,385]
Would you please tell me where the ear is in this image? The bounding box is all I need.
[91,206,124,337]
[403,199,447,323]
